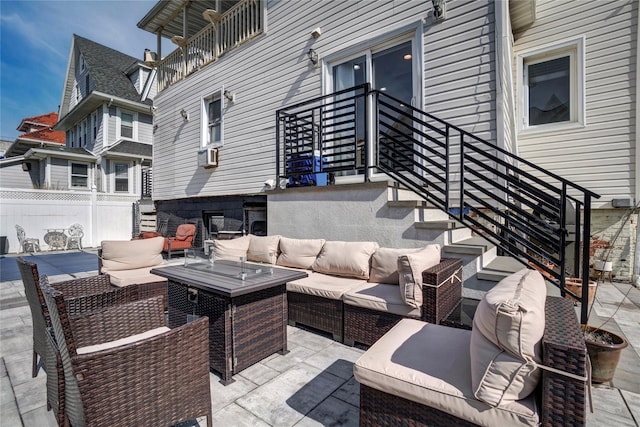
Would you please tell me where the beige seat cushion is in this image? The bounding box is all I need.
[277,237,325,269]
[354,319,539,426]
[213,235,251,260]
[247,234,280,264]
[107,267,167,287]
[101,237,164,272]
[343,282,420,318]
[471,268,546,407]
[369,247,423,284]
[397,244,441,308]
[286,272,366,300]
[312,241,379,279]
[77,326,170,355]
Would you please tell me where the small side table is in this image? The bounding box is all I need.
[440,298,480,330]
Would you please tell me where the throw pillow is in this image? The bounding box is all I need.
[277,237,325,269]
[369,247,424,284]
[397,244,441,308]
[470,268,546,407]
[212,235,251,260]
[247,234,281,264]
[311,241,379,279]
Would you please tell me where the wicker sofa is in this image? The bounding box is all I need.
[211,235,463,345]
[354,269,588,426]
[98,236,168,306]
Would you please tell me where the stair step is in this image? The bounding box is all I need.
[477,256,526,282]
[415,220,465,230]
[444,237,494,255]
[387,200,428,209]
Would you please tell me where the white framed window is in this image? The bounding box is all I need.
[201,89,224,148]
[70,162,89,188]
[80,54,86,72]
[517,37,585,134]
[117,109,137,140]
[113,162,130,193]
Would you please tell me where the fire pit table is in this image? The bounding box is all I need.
[151,251,307,384]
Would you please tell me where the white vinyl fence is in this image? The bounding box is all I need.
[0,188,138,254]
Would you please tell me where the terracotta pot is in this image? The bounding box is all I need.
[583,326,628,383]
[565,278,597,305]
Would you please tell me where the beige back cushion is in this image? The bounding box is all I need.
[247,234,281,264]
[277,237,326,269]
[470,268,546,407]
[311,241,379,279]
[101,237,164,272]
[369,247,424,284]
[397,244,441,308]
[213,235,251,260]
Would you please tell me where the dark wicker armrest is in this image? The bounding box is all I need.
[71,316,211,426]
[71,296,166,348]
[51,274,113,298]
[541,296,588,426]
[420,258,463,324]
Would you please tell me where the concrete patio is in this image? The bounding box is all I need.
[1,250,638,426]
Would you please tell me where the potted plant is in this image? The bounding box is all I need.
[582,324,629,383]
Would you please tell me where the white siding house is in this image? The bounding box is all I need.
[140,0,637,282]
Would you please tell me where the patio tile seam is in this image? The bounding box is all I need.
[621,390,640,427]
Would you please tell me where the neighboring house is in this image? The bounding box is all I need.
[0,35,159,252]
[138,0,637,284]
[53,34,157,198]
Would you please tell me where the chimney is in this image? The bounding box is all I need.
[144,49,157,63]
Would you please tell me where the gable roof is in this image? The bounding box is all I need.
[18,127,66,145]
[73,35,148,104]
[17,112,59,132]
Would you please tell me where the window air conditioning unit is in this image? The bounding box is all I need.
[198,148,219,168]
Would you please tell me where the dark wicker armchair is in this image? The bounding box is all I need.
[16,257,139,426]
[41,276,213,427]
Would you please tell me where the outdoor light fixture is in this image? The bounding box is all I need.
[311,27,322,39]
[307,48,318,65]
[432,0,447,21]
[224,90,236,103]
[171,35,186,47]
[180,108,189,122]
[202,9,222,24]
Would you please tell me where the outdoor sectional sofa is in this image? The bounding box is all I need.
[212,234,463,345]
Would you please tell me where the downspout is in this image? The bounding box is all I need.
[634,13,640,287]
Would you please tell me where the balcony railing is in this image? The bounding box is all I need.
[157,0,264,92]
[276,85,601,323]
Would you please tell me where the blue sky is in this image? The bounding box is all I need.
[0,0,172,141]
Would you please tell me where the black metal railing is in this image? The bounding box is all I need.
[276,86,600,323]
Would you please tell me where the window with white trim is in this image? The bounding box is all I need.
[201,90,223,147]
[117,109,136,140]
[113,162,130,193]
[518,37,585,133]
[70,162,89,188]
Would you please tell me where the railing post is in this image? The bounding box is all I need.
[444,125,450,212]
[364,83,371,183]
[276,111,281,185]
[559,183,567,285]
[581,195,592,324]
[458,132,464,221]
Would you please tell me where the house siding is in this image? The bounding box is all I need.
[50,158,69,189]
[514,0,637,206]
[153,0,498,201]
[0,162,37,189]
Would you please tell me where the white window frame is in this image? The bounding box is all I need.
[112,161,132,193]
[69,162,90,189]
[517,36,585,136]
[200,87,225,148]
[116,108,137,140]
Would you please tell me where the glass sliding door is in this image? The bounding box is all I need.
[328,38,417,179]
[372,41,415,171]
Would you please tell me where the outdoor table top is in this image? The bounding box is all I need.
[151,260,307,297]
